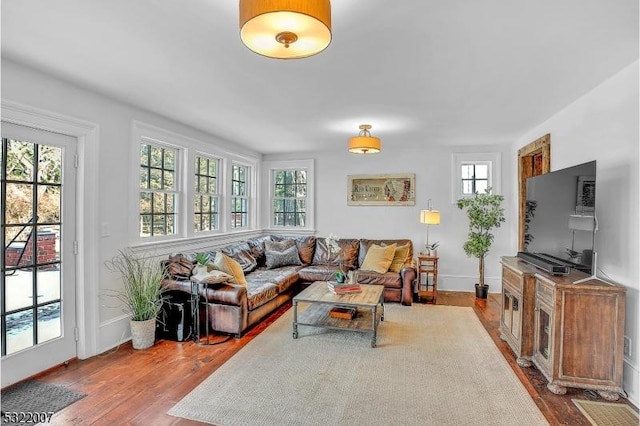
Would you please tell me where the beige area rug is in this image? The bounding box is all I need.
[169,304,549,425]
[573,399,639,426]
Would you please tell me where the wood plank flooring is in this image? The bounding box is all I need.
[9,291,637,425]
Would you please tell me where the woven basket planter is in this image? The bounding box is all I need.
[130,318,156,350]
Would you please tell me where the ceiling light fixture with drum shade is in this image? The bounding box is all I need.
[239,0,332,59]
[348,124,381,154]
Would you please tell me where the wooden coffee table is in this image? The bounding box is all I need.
[292,281,384,347]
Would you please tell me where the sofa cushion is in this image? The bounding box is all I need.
[265,240,302,269]
[221,242,258,273]
[388,244,411,273]
[355,269,403,289]
[245,281,279,310]
[246,266,301,294]
[213,252,247,286]
[272,235,316,264]
[360,243,397,273]
[312,238,360,269]
[165,254,194,279]
[297,265,339,283]
[246,235,273,267]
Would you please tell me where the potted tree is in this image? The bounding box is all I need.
[107,249,166,349]
[456,188,505,303]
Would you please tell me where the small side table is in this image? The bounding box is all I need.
[190,278,214,345]
[416,255,439,304]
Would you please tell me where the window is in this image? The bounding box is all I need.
[265,159,314,230]
[451,152,501,202]
[461,162,489,195]
[139,142,178,237]
[194,155,219,232]
[133,121,259,240]
[231,164,248,229]
[272,169,307,227]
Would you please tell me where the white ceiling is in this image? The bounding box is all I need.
[1,1,638,154]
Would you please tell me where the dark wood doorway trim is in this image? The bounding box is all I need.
[518,134,551,251]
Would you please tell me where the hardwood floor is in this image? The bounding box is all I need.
[10,291,637,425]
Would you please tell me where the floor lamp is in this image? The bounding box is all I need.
[420,199,440,254]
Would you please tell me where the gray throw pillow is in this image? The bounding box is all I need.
[265,240,302,269]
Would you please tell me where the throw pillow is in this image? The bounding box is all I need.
[166,254,194,279]
[388,244,411,273]
[360,243,397,274]
[212,252,247,286]
[264,240,302,269]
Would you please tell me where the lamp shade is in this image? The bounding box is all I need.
[420,210,441,225]
[569,214,595,231]
[239,0,332,59]
[348,136,381,154]
[348,124,381,154]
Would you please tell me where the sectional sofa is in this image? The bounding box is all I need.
[161,235,417,337]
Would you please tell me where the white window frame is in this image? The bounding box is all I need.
[193,153,220,233]
[131,121,260,244]
[138,140,180,239]
[130,122,192,243]
[451,152,501,203]
[264,159,315,232]
[230,162,250,230]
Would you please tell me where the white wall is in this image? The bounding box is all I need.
[264,142,514,293]
[510,60,639,406]
[1,59,262,356]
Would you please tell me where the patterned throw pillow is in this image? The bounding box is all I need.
[264,240,302,269]
[212,252,247,286]
[360,243,397,274]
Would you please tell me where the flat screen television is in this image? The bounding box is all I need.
[518,160,596,275]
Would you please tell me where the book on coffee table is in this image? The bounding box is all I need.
[329,305,357,320]
[327,282,362,294]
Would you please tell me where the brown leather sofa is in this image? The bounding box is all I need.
[161,235,417,337]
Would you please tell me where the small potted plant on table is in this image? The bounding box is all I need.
[426,241,440,257]
[194,252,210,278]
[457,188,505,306]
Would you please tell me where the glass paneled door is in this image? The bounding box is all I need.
[1,123,77,387]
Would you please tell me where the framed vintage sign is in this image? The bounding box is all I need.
[347,173,416,206]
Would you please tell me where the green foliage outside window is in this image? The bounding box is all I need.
[194,156,218,232]
[139,143,177,237]
[231,165,248,228]
[2,139,62,241]
[273,170,306,227]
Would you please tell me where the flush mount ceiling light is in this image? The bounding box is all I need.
[348,124,381,154]
[239,0,332,59]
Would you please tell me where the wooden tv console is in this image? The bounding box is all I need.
[500,256,626,400]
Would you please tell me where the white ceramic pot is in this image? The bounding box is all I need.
[429,249,438,257]
[195,265,208,276]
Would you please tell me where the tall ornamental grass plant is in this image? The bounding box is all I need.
[107,249,166,321]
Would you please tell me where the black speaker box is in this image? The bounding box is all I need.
[156,296,192,342]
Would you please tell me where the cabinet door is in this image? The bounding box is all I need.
[534,301,553,374]
[510,293,522,341]
[502,289,522,341]
[502,289,513,334]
